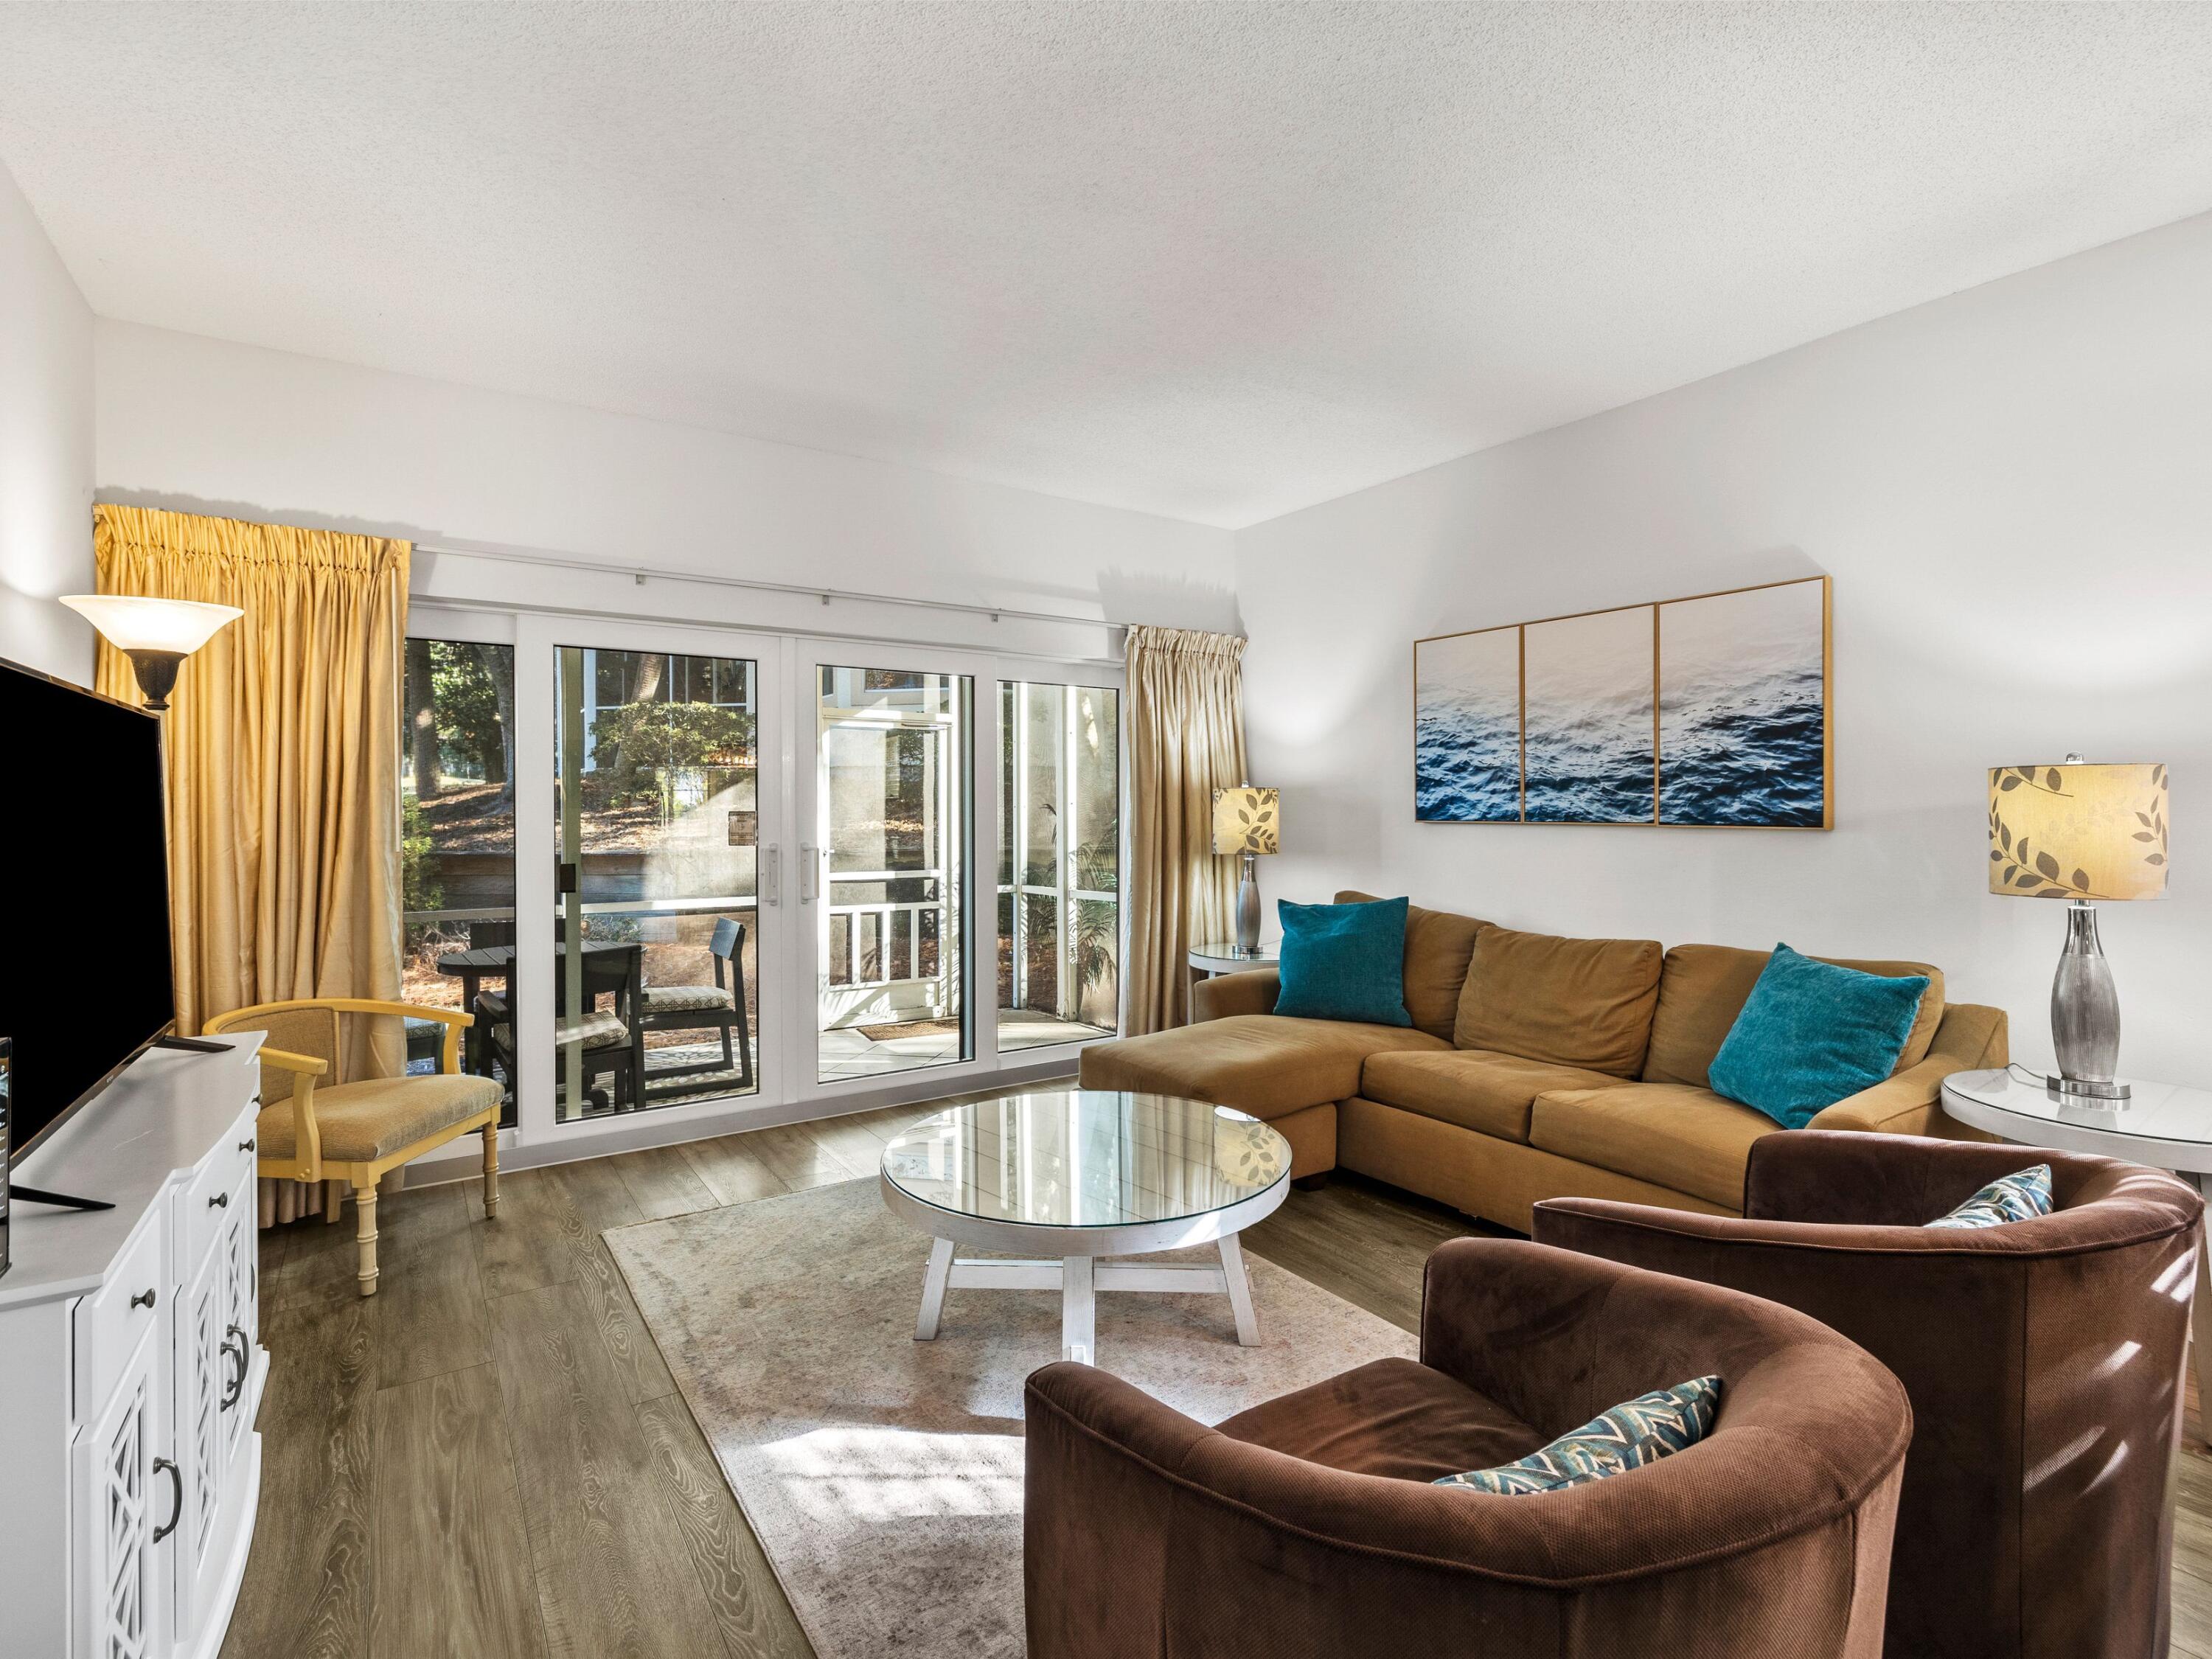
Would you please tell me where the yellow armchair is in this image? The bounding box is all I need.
[203,997,503,1296]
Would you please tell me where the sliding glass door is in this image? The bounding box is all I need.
[498,616,1119,1144]
[547,641,770,1123]
[998,680,1120,1051]
[400,629,519,1121]
[807,661,975,1084]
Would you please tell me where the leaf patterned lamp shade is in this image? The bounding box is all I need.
[1212,786,1280,856]
[1988,762,2168,901]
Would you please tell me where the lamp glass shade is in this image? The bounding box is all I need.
[60,594,243,655]
[1987,762,2168,901]
[1212,786,1279,855]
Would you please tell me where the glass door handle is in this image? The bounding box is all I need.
[764,844,781,907]
[800,845,819,904]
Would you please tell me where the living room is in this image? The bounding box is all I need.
[0,6,2208,1658]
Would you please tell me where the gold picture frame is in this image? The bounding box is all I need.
[1413,574,1832,828]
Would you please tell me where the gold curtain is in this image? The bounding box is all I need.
[92,506,410,1103]
[1123,625,1248,1034]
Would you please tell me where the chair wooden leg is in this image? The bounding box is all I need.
[325,1178,344,1222]
[482,1118,501,1219]
[355,1184,380,1296]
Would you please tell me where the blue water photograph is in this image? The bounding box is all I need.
[1658,579,1827,827]
[1522,606,1656,822]
[1415,627,1520,821]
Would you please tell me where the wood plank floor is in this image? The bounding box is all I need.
[226,1084,2212,1658]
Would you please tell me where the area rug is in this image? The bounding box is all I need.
[605,1178,1418,1659]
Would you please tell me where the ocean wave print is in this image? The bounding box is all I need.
[1659,668,1824,826]
[1416,686,1519,821]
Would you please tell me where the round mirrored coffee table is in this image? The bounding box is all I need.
[879,1089,1292,1364]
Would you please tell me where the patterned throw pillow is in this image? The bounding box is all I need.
[1926,1164,2053,1229]
[1434,1377,1722,1497]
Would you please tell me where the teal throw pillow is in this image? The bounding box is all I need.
[1707,945,1930,1130]
[1436,1376,1722,1497]
[1273,897,1411,1027]
[1926,1164,2053,1229]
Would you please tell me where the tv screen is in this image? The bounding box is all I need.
[0,656,176,1165]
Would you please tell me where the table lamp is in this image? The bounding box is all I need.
[60,594,243,712]
[1212,784,1279,956]
[1987,756,2168,1101]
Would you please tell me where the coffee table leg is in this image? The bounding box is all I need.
[1219,1231,1261,1346]
[914,1237,955,1341]
[1062,1254,1096,1364]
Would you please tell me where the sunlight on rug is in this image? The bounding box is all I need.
[605,1177,1416,1659]
[763,1427,1026,1523]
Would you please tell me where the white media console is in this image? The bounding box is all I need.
[0,1036,267,1659]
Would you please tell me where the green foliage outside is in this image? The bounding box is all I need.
[431,642,509,784]
[588,700,757,810]
[401,796,442,914]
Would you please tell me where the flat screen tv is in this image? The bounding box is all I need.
[0,655,177,1172]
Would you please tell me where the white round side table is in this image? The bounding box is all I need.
[1188,939,1279,978]
[1941,1065,2212,1444]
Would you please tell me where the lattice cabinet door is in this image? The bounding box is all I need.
[218,1197,255,1464]
[72,1323,162,1659]
[181,1239,227,1596]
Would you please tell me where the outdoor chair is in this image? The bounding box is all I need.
[478,940,646,1113]
[637,917,754,1096]
[201,997,502,1296]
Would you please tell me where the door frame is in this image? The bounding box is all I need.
[514,612,796,1150]
[785,641,1002,1109]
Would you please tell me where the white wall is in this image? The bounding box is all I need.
[0,159,93,682]
[94,321,1237,660]
[1237,209,2212,1088]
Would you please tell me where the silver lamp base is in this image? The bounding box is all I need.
[1234,852,1262,955]
[2049,899,2129,1102]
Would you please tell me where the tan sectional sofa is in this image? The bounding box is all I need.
[1080,891,2008,1233]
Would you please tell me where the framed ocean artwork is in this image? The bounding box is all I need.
[1523,606,1655,824]
[1413,575,1831,828]
[1413,624,1520,821]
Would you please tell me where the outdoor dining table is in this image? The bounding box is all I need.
[434,940,638,1078]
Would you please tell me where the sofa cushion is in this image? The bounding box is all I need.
[1530,1082,1783,1208]
[1216,1356,1548,1483]
[1361,1049,1632,1144]
[1337,890,1488,1043]
[1276,897,1412,1026]
[1453,926,1663,1077]
[1643,942,1946,1089]
[1077,1015,1448,1120]
[1707,945,1933,1128]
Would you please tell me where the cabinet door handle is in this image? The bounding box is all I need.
[800,844,819,903]
[220,1326,248,1411]
[151,1458,183,1543]
[131,1288,157,1311]
[237,1138,255,1153]
[208,1192,229,1209]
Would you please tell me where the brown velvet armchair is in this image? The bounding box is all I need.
[1025,1238,1911,1659]
[1534,1132,2203,1659]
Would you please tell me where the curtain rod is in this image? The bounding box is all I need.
[417,540,1124,633]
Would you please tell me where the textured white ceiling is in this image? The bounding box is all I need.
[4,2,2211,527]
